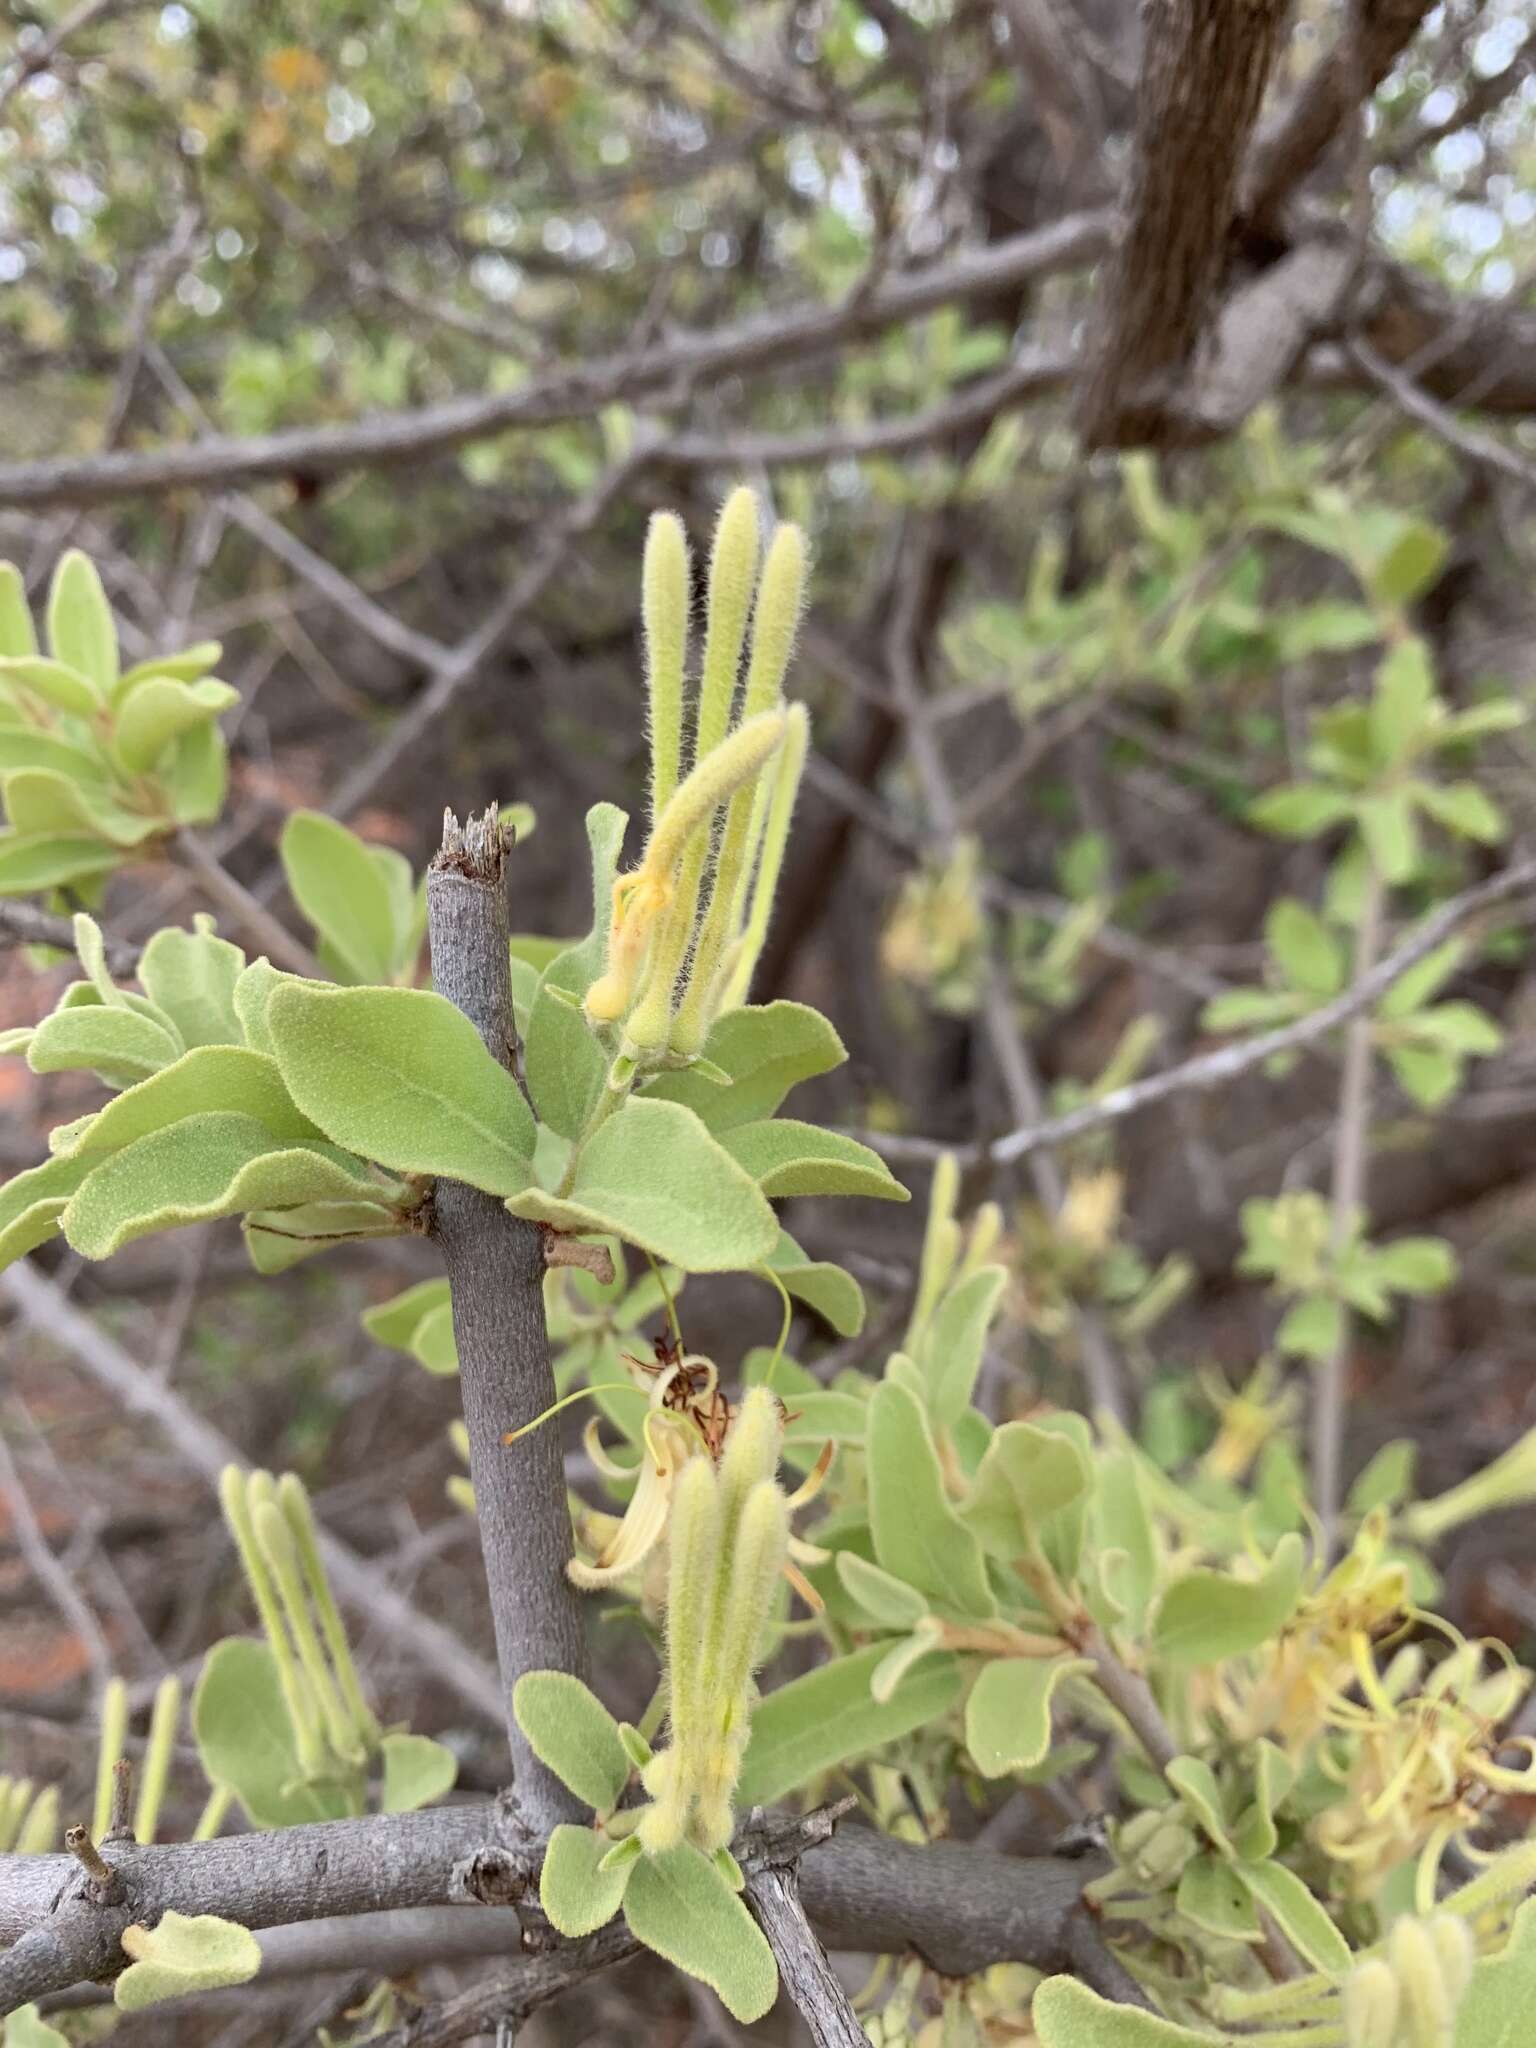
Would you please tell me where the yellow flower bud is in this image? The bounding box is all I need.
[695,488,760,761]
[1344,1958,1402,2048]
[715,701,809,1015]
[643,511,690,825]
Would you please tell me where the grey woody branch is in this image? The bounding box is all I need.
[0,1802,1127,2015]
[425,809,591,1832]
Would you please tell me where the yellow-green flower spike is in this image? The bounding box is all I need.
[740,523,807,722]
[253,1497,363,1769]
[15,1784,58,1855]
[695,488,761,760]
[218,1467,325,1776]
[278,1473,381,1751]
[621,710,787,1055]
[92,1676,128,1841]
[134,1674,182,1845]
[642,1453,721,1853]
[669,527,807,1056]
[716,701,809,1015]
[1343,1960,1400,2048]
[643,511,690,825]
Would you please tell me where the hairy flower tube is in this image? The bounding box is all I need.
[1343,1914,1473,2048]
[583,487,808,1069]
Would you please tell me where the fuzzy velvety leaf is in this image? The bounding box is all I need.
[508,1096,777,1273]
[113,677,238,774]
[27,1005,182,1087]
[0,563,37,661]
[835,1552,930,1629]
[379,1732,458,1812]
[0,1154,95,1271]
[641,1002,846,1131]
[1151,1534,1305,1668]
[961,1420,1091,1559]
[114,1912,260,2012]
[737,1642,961,1806]
[192,1638,353,1828]
[0,833,121,893]
[1455,1897,1536,2047]
[623,1844,777,2023]
[0,656,101,718]
[4,768,159,845]
[1235,1858,1349,1975]
[1176,1854,1260,1944]
[1032,1976,1222,2045]
[513,1671,631,1815]
[243,1200,406,1272]
[137,924,245,1048]
[60,1113,384,1259]
[280,810,407,984]
[966,1656,1091,1778]
[53,1047,324,1158]
[764,1229,865,1336]
[361,1277,452,1353]
[869,1380,994,1616]
[922,1264,1008,1423]
[540,1823,631,1937]
[267,982,535,1193]
[524,803,627,1139]
[717,1118,909,1202]
[47,550,117,695]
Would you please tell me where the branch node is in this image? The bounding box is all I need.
[64,1824,123,1905]
[539,1228,615,1286]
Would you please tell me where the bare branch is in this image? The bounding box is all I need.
[860,855,1536,1167]
[426,809,590,1829]
[743,1864,865,2048]
[0,1260,505,1726]
[0,899,139,971]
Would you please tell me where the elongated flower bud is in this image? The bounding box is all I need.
[695,488,760,761]
[670,526,807,1056]
[716,701,808,1014]
[1344,1959,1401,2048]
[644,512,690,825]
[219,1466,326,1777]
[254,1499,361,1767]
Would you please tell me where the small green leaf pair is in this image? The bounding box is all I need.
[0,552,234,898]
[513,1672,776,2024]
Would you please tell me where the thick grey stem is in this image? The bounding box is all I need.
[744,1865,865,2048]
[425,808,590,1832]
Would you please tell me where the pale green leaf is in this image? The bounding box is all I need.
[966,1656,1091,1778]
[0,562,37,660]
[1266,899,1343,997]
[113,677,237,774]
[736,1643,961,1806]
[0,656,101,717]
[717,1118,909,1202]
[835,1551,930,1629]
[1247,783,1353,838]
[624,1844,777,2024]
[244,1200,405,1272]
[0,833,121,893]
[1454,1896,1536,2047]
[922,1264,1008,1423]
[54,1046,324,1158]
[138,923,245,1047]
[961,1420,1091,1559]
[0,1153,94,1271]
[4,767,160,845]
[280,811,404,984]
[1236,1858,1349,1975]
[115,1913,260,2011]
[764,1229,865,1336]
[47,550,117,694]
[27,1005,182,1086]
[512,1671,630,1814]
[1175,1854,1260,1943]
[1151,1534,1304,1667]
[1032,1975,1221,2045]
[641,1001,846,1131]
[60,1113,384,1259]
[1275,1293,1343,1361]
[523,803,628,1138]
[192,1637,352,1827]
[2,2006,70,2048]
[508,1096,777,1273]
[1419,779,1506,844]
[1165,1755,1233,1856]
[116,642,223,698]
[379,1732,458,1811]
[267,982,535,1194]
[868,1381,994,1617]
[362,1277,452,1353]
[540,1822,630,1937]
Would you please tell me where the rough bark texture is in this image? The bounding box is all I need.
[1078,0,1294,448]
[744,1864,867,2048]
[425,808,590,1833]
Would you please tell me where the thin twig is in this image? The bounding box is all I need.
[857,855,1536,1166]
[1313,865,1384,1559]
[0,1423,114,1693]
[170,829,322,977]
